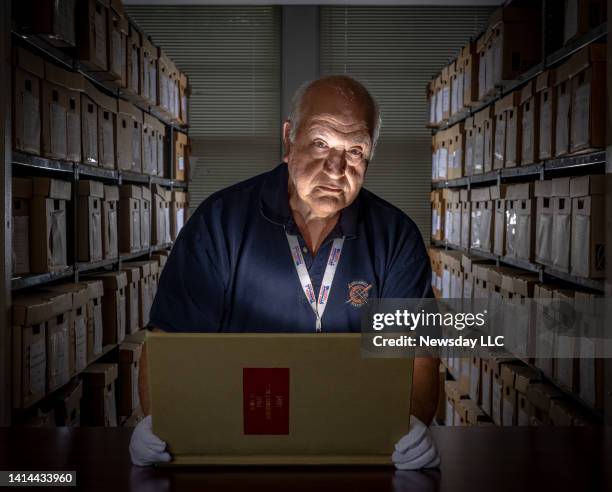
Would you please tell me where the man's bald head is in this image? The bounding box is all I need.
[288,76,381,159]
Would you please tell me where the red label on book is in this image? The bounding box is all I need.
[243,368,290,435]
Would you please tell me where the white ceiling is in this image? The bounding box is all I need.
[123,0,503,5]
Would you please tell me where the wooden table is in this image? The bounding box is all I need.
[0,427,610,491]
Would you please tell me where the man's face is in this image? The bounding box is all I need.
[284,87,374,219]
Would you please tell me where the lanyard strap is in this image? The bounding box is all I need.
[286,233,345,332]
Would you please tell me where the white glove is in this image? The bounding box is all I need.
[392,416,440,470]
[129,415,172,466]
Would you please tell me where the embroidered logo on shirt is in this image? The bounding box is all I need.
[346,280,372,307]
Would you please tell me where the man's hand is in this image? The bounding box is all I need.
[392,416,440,470]
[129,416,172,466]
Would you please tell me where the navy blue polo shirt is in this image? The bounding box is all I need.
[150,163,433,333]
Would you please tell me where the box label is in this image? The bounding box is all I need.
[23,91,41,152]
[67,111,81,161]
[243,368,290,435]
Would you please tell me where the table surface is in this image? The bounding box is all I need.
[0,427,611,492]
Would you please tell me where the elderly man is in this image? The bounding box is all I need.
[130,75,440,469]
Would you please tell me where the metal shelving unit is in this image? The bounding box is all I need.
[431,151,606,190]
[432,22,607,134]
[11,267,75,291]
[431,240,605,293]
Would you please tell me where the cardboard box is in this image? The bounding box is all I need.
[459,189,470,249]
[119,185,142,253]
[76,0,109,73]
[157,49,172,113]
[174,131,189,181]
[428,248,442,298]
[462,41,479,107]
[139,186,151,249]
[87,81,117,169]
[12,295,52,408]
[520,81,539,165]
[38,291,72,393]
[102,185,119,259]
[430,190,445,241]
[30,178,71,273]
[503,92,521,168]
[118,342,143,417]
[525,382,563,423]
[491,184,506,256]
[439,250,462,299]
[82,363,118,426]
[83,280,104,363]
[481,106,495,173]
[80,90,99,165]
[171,191,188,241]
[570,175,605,278]
[152,252,169,273]
[471,109,486,175]
[12,178,32,275]
[536,70,556,160]
[504,182,535,262]
[564,0,607,44]
[125,262,151,327]
[41,63,83,160]
[568,44,606,153]
[109,0,128,85]
[552,289,577,392]
[464,400,492,426]
[126,24,141,96]
[121,266,141,335]
[444,380,467,426]
[550,178,571,272]
[155,119,166,177]
[470,186,493,252]
[447,123,465,179]
[77,180,104,262]
[464,117,475,176]
[499,362,529,426]
[469,356,481,404]
[152,184,170,245]
[178,72,190,126]
[54,379,83,426]
[533,283,557,379]
[149,260,160,305]
[141,35,158,105]
[18,0,76,48]
[13,47,44,155]
[485,7,541,89]
[554,63,572,157]
[493,96,508,170]
[142,114,159,176]
[472,263,492,300]
[427,80,436,127]
[48,62,85,162]
[116,100,143,172]
[45,283,89,377]
[535,180,553,266]
[574,291,605,409]
[490,358,519,425]
[476,32,490,100]
[449,60,459,117]
[90,271,127,346]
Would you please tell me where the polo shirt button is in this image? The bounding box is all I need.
[302,246,308,254]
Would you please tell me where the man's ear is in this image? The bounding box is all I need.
[282,120,292,162]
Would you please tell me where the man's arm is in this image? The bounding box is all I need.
[138,328,163,416]
[411,357,439,424]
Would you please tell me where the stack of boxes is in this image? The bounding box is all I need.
[10,0,183,426]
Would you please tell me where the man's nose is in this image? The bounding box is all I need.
[324,148,347,178]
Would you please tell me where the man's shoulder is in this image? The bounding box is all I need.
[190,167,274,220]
[359,187,420,232]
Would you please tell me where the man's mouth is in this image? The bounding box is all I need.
[317,185,343,193]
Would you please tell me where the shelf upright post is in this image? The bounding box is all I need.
[73,164,79,283]
[0,0,11,425]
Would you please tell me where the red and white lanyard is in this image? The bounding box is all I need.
[286,233,345,332]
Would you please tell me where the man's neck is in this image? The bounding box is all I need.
[289,187,339,255]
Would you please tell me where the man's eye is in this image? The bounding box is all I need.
[314,140,328,149]
[349,149,363,158]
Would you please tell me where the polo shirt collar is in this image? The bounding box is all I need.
[260,163,359,239]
